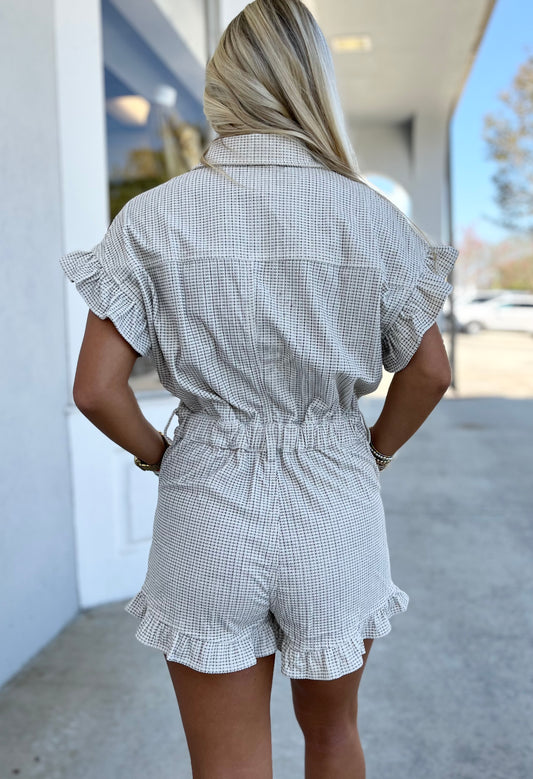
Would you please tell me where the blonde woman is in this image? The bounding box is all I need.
[60,1,459,776]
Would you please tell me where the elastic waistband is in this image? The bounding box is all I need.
[163,404,371,460]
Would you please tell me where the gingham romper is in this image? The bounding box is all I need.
[59,132,459,681]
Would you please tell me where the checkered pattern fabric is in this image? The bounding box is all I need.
[59,132,458,680]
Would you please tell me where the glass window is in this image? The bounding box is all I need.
[102,0,209,392]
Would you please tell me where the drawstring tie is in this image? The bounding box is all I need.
[162,405,180,444]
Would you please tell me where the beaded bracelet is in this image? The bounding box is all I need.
[369,439,395,471]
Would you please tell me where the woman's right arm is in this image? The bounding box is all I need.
[369,323,452,457]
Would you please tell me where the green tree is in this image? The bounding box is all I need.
[483,53,533,236]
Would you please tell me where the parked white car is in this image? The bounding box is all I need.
[447,291,533,334]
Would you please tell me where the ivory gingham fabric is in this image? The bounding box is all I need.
[59,132,458,680]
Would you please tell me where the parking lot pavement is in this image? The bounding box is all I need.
[373,330,533,399]
[0,397,531,778]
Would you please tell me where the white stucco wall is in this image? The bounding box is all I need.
[0,0,79,688]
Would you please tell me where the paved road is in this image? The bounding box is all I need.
[1,397,531,778]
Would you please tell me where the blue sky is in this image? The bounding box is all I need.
[451,0,533,245]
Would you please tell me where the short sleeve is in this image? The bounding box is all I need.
[59,202,153,358]
[379,202,459,373]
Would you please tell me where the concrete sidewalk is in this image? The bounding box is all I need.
[1,397,531,778]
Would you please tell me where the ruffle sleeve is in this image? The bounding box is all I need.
[378,201,459,373]
[59,202,153,359]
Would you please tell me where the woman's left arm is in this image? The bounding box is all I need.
[72,310,167,467]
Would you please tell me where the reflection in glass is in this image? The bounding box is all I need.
[102,0,209,389]
[105,70,207,221]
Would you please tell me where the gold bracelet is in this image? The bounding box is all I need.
[134,431,169,472]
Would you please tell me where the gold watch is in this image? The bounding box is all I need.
[134,431,170,472]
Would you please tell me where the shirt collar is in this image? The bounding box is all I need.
[192,132,327,169]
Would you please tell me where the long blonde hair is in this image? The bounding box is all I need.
[200,0,438,248]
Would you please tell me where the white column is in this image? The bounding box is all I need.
[410,111,450,243]
[54,0,109,390]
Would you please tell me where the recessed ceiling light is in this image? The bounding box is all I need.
[330,34,372,53]
[106,95,151,126]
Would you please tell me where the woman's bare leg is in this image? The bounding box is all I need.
[290,638,374,779]
[165,652,276,779]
